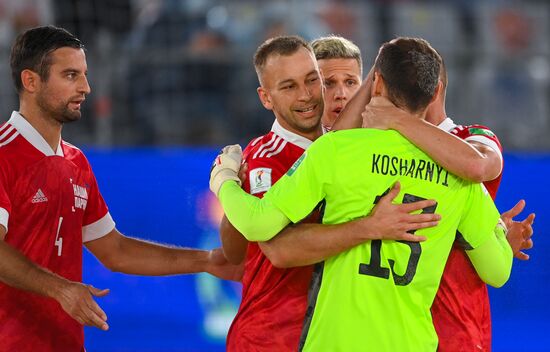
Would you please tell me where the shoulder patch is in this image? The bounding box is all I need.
[249,167,272,195]
[286,153,305,176]
[468,127,495,138]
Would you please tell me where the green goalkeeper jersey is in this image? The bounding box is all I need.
[260,128,501,351]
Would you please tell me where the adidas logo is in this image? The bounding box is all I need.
[31,189,48,203]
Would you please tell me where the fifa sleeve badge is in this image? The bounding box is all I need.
[249,168,272,195]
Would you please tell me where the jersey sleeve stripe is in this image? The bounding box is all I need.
[253,134,277,159]
[0,131,19,147]
[0,208,8,231]
[0,125,15,141]
[259,136,283,158]
[464,136,503,161]
[266,140,287,158]
[0,123,13,135]
[82,212,116,242]
[250,136,263,147]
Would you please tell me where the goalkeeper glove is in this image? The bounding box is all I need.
[209,144,242,196]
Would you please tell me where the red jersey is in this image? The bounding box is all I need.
[226,120,315,351]
[433,118,503,352]
[0,112,115,352]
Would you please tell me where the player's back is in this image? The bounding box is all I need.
[267,128,500,351]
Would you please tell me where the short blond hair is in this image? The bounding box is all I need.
[311,35,362,75]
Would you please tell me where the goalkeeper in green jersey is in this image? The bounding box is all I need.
[209,37,513,351]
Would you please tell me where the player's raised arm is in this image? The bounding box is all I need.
[362,54,503,184]
[363,98,501,183]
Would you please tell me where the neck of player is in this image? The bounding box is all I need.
[19,100,63,153]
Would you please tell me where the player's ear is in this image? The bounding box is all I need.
[257,87,273,111]
[372,71,385,97]
[21,69,40,93]
[430,80,444,105]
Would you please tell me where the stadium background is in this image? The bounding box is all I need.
[0,0,548,351]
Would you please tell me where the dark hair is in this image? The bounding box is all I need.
[374,37,441,113]
[253,35,313,82]
[10,25,84,92]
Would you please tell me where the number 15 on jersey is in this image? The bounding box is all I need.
[359,192,437,286]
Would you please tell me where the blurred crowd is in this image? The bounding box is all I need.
[0,0,549,150]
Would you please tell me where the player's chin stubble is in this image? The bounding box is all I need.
[36,93,82,124]
[59,105,82,123]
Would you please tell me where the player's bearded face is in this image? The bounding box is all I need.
[35,48,90,124]
[36,88,84,124]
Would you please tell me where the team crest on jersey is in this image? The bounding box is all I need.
[250,168,272,194]
[468,127,495,138]
[286,153,305,176]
